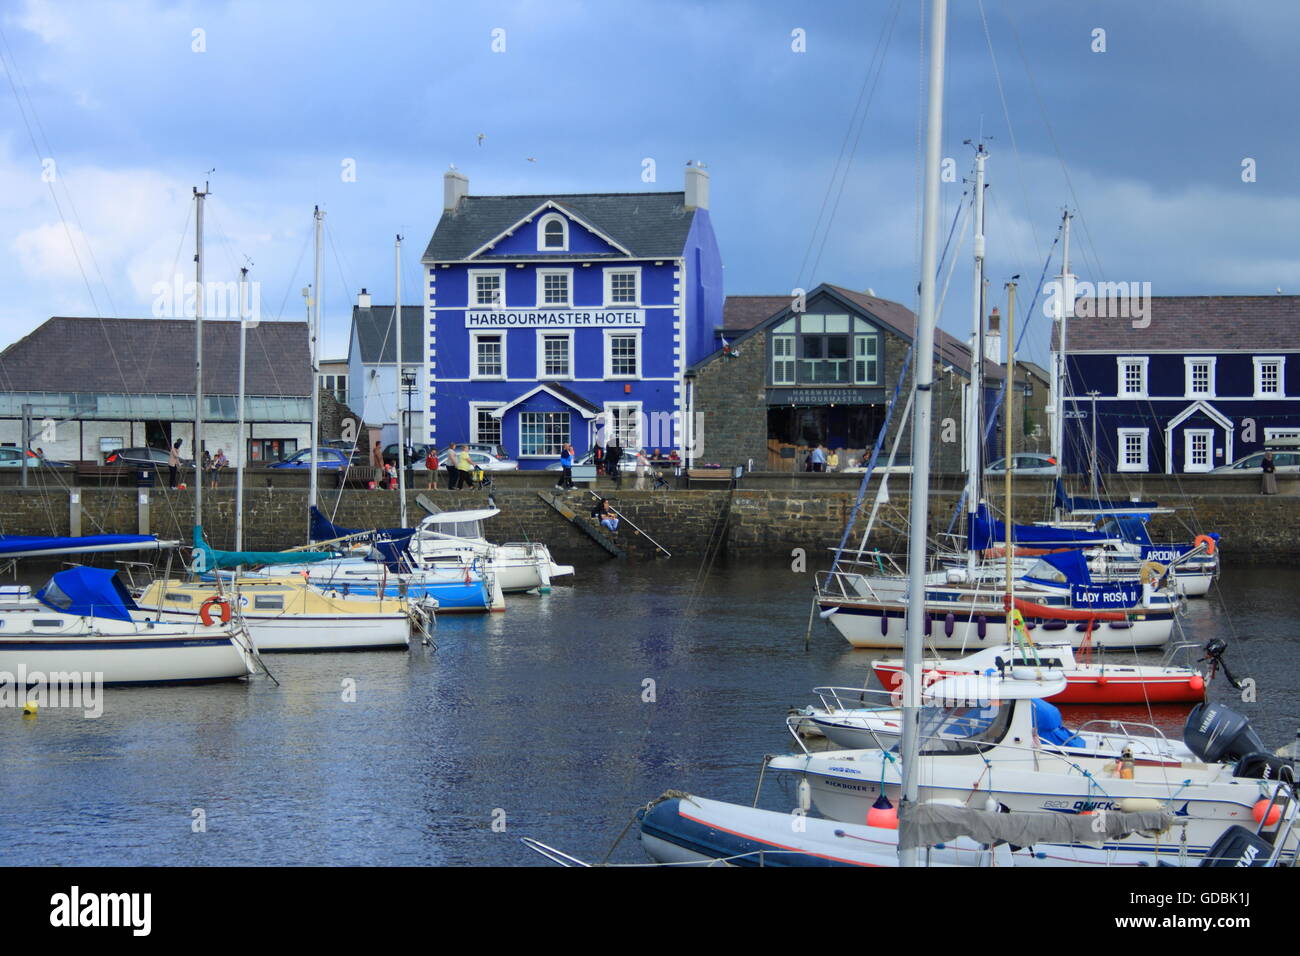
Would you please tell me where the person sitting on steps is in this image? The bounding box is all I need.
[593,497,619,534]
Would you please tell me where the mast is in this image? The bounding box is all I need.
[1052,210,1073,519]
[309,206,323,527]
[964,145,987,572]
[235,266,248,551]
[395,234,407,527]
[1004,281,1017,611]
[193,182,209,530]
[898,0,948,868]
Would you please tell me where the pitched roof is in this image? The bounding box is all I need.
[1053,296,1300,352]
[424,192,696,261]
[351,305,424,364]
[711,285,1001,379]
[0,317,310,395]
[490,382,601,419]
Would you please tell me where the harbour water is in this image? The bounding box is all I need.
[0,560,1295,866]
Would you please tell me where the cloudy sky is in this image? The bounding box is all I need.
[2,0,1297,370]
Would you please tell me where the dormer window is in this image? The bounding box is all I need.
[539,213,568,251]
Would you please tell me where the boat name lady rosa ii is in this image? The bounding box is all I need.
[0,567,253,685]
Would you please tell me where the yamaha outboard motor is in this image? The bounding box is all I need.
[1184,702,1267,764]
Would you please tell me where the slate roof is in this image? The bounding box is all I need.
[540,381,602,414]
[351,305,424,364]
[0,317,310,395]
[710,285,1002,379]
[1053,296,1300,352]
[424,192,696,261]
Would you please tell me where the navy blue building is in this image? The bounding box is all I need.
[1055,296,1300,474]
[421,165,723,467]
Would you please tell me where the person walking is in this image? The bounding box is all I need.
[425,446,439,489]
[557,443,574,489]
[168,439,182,489]
[1262,451,1279,495]
[606,441,623,490]
[456,444,474,490]
[635,448,649,491]
[444,447,459,490]
[827,449,839,472]
[211,449,228,489]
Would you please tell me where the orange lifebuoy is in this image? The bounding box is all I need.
[1194,534,1216,556]
[199,596,232,626]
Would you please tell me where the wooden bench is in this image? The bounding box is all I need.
[687,467,736,487]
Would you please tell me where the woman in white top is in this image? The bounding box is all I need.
[635,449,649,490]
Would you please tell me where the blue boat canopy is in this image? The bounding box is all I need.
[0,533,169,559]
[192,526,331,571]
[966,502,1111,552]
[36,567,139,621]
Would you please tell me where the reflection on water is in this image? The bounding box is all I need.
[0,560,1295,865]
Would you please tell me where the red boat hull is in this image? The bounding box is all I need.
[871,664,1206,705]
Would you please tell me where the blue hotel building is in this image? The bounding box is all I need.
[421,166,723,468]
[1055,296,1300,474]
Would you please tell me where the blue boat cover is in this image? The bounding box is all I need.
[35,567,139,621]
[192,526,331,571]
[967,502,1111,551]
[1098,515,1154,546]
[0,534,160,557]
[1037,549,1092,585]
[1055,479,1159,515]
[310,506,414,546]
[1032,698,1083,747]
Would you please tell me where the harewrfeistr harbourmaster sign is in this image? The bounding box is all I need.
[466,310,646,328]
[767,387,885,406]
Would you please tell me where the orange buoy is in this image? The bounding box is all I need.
[1253,799,1281,826]
[867,795,898,829]
[1189,674,1205,695]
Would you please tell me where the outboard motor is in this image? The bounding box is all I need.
[1184,702,1267,764]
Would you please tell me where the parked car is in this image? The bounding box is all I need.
[418,449,518,472]
[382,442,434,466]
[268,447,353,470]
[0,447,70,468]
[985,453,1058,475]
[1211,451,1300,474]
[105,446,194,468]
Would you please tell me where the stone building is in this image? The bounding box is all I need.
[688,284,1026,473]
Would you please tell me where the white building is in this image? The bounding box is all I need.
[0,316,313,464]
[346,291,425,445]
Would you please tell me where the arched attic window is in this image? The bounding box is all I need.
[539,214,568,251]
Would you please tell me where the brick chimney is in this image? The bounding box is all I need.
[444,167,468,212]
[684,161,709,211]
[357,288,372,309]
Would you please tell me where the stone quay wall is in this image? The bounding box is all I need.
[0,479,1295,566]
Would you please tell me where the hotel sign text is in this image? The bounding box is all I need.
[466,309,645,329]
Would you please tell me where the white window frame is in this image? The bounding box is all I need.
[771,333,796,385]
[535,329,574,380]
[1253,356,1285,398]
[468,268,506,308]
[537,213,569,252]
[518,411,570,459]
[469,402,506,446]
[1117,427,1149,472]
[1117,356,1149,398]
[1183,428,1214,472]
[854,334,880,385]
[1264,427,1300,442]
[470,331,507,381]
[603,267,641,307]
[603,328,642,380]
[602,401,643,450]
[1183,356,1216,398]
[535,268,573,308]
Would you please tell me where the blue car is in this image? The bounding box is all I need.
[268,447,351,470]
